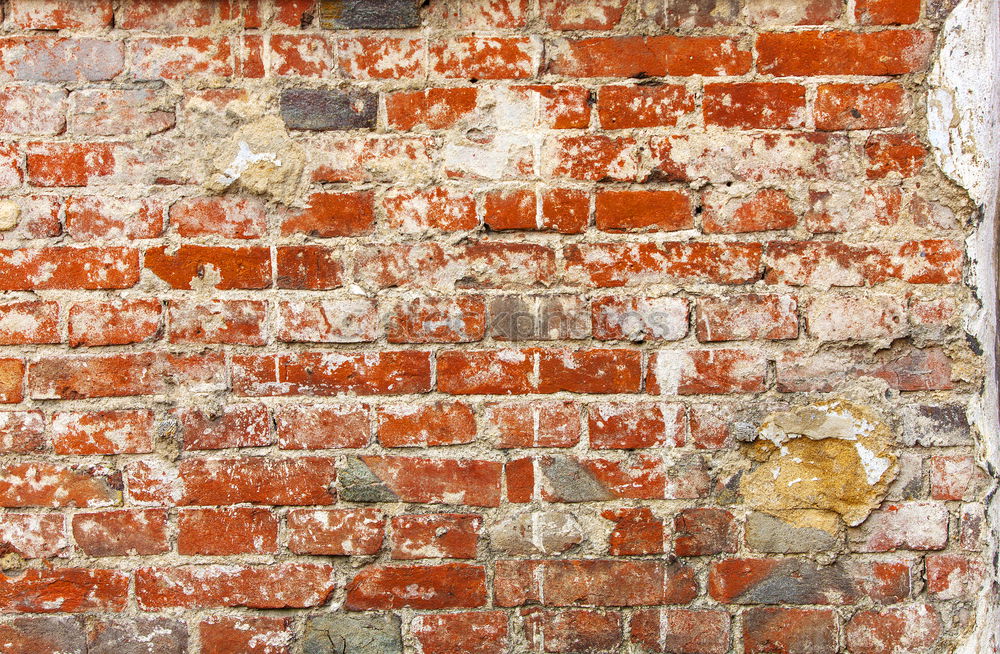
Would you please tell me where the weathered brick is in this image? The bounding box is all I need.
[53,410,154,455]
[597,85,694,129]
[412,611,509,654]
[547,36,751,77]
[200,617,291,654]
[588,402,685,449]
[275,404,370,449]
[391,513,481,559]
[743,607,838,654]
[68,299,161,347]
[696,294,797,342]
[69,89,174,137]
[846,605,942,654]
[276,298,379,343]
[523,608,622,653]
[0,568,128,612]
[72,509,168,556]
[302,613,402,654]
[281,191,375,237]
[136,564,336,609]
[0,37,123,82]
[0,513,68,559]
[287,508,384,555]
[816,83,908,130]
[377,401,476,447]
[0,463,120,508]
[234,351,432,397]
[88,617,187,654]
[704,83,806,129]
[487,401,581,448]
[318,0,421,28]
[0,616,86,653]
[757,30,934,76]
[346,564,486,609]
[177,507,279,555]
[175,403,272,450]
[630,608,730,654]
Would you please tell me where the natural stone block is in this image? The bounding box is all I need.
[302,613,402,654]
[280,89,378,132]
[319,0,421,29]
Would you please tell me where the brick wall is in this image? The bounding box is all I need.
[0,0,991,652]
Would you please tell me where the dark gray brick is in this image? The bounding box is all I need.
[319,0,421,29]
[280,88,378,132]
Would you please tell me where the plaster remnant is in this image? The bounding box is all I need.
[0,200,20,231]
[741,400,897,531]
[205,115,305,205]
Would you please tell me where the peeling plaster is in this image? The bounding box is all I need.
[927,0,1000,650]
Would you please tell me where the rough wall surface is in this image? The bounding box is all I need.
[0,0,994,653]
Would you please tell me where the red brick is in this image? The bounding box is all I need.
[647,349,767,395]
[67,299,161,347]
[805,293,907,341]
[175,404,272,450]
[704,83,806,129]
[437,349,535,394]
[866,133,926,179]
[412,611,509,654]
[696,294,798,342]
[805,186,902,233]
[0,195,61,239]
[200,617,291,654]
[387,296,486,343]
[588,402,685,449]
[816,83,907,130]
[512,85,592,129]
[233,351,432,397]
[542,188,589,232]
[777,347,954,392]
[177,457,336,506]
[702,188,798,233]
[630,609,731,654]
[565,242,762,287]
[0,85,66,135]
[0,37,123,82]
[386,87,479,130]
[0,247,137,290]
[358,456,503,507]
[591,296,689,342]
[603,507,666,555]
[29,352,223,399]
[746,0,842,24]
[930,455,986,501]
[857,0,921,24]
[178,507,278,555]
[523,608,622,653]
[136,564,335,609]
[71,509,168,556]
[709,558,910,604]
[595,189,693,232]
[0,411,44,454]
[10,0,112,28]
[758,30,934,76]
[64,196,165,240]
[597,85,693,129]
[130,37,233,80]
[0,463,120,508]
[674,508,737,556]
[547,36,751,77]
[118,0,217,28]
[487,401,581,448]
[484,188,536,231]
[146,245,271,290]
[170,196,266,239]
[287,508,384,556]
[275,404,370,449]
[276,245,343,290]
[0,513,67,559]
[339,37,424,79]
[846,605,942,654]
[28,142,130,187]
[764,240,963,286]
[538,455,671,501]
[495,559,697,607]
[276,298,378,344]
[391,513,481,559]
[281,191,374,237]
[345,564,487,609]
[384,187,477,232]
[52,410,153,455]
[68,88,174,136]
[377,401,476,447]
[269,34,334,77]
[168,299,267,345]
[0,301,58,345]
[0,358,23,403]
[651,133,853,183]
[926,554,987,599]
[743,607,838,654]
[427,0,527,27]
[544,135,638,181]
[431,37,535,79]
[0,569,128,613]
[541,0,628,29]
